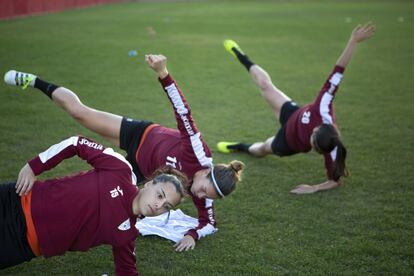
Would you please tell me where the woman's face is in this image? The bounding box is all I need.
[138,181,182,217]
[191,169,220,200]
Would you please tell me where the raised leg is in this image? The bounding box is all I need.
[249,65,291,121]
[51,87,122,147]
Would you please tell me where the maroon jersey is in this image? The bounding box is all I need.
[28,136,139,275]
[136,74,217,241]
[285,66,345,179]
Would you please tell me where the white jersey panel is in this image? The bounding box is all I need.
[39,136,79,163]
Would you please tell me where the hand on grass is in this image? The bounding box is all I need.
[16,163,36,196]
[145,54,169,79]
[350,22,376,43]
[174,235,196,252]
[290,184,318,195]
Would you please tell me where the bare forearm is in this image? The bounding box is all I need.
[336,38,357,68]
[157,69,169,79]
[290,179,342,194]
[336,22,376,68]
[315,179,341,191]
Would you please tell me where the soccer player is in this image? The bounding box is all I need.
[218,23,376,194]
[4,54,245,252]
[0,135,187,274]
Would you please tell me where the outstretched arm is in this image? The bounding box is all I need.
[336,22,376,68]
[291,151,343,195]
[290,180,341,195]
[312,23,376,118]
[145,54,200,138]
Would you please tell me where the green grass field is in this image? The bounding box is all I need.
[1,0,413,274]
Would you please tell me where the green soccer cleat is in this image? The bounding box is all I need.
[4,70,37,90]
[217,141,239,154]
[223,39,244,58]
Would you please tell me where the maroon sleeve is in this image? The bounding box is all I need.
[184,194,217,241]
[112,241,138,276]
[324,153,334,180]
[312,66,345,110]
[158,74,211,161]
[159,74,200,137]
[28,136,132,176]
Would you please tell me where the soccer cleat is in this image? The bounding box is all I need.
[4,70,37,90]
[217,141,239,154]
[223,39,245,58]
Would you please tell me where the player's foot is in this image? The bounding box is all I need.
[223,39,245,58]
[4,70,37,90]
[217,141,239,154]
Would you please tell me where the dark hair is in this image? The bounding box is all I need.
[150,166,189,198]
[208,160,245,197]
[314,124,349,181]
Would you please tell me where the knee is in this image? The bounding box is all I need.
[68,103,90,122]
[257,77,273,91]
[250,142,270,157]
[257,146,270,157]
[54,90,86,120]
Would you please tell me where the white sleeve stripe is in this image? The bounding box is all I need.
[205,198,213,208]
[165,83,196,136]
[320,93,334,124]
[196,223,218,240]
[103,148,137,185]
[165,83,213,169]
[321,71,342,161]
[330,72,343,86]
[165,83,189,115]
[320,72,342,124]
[39,136,79,163]
[190,133,213,167]
[165,83,190,119]
[330,146,338,161]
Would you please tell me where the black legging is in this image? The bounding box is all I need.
[0,182,35,269]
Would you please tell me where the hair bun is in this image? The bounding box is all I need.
[229,160,245,174]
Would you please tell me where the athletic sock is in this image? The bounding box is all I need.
[227,143,252,153]
[34,78,59,99]
[232,48,254,71]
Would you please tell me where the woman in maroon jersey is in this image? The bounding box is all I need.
[218,23,375,194]
[0,135,187,274]
[4,54,244,252]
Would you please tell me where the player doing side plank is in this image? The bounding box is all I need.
[218,23,375,194]
[4,54,244,252]
[0,136,186,274]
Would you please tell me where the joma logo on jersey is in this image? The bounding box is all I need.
[181,114,195,136]
[118,218,131,231]
[301,111,311,124]
[79,138,103,150]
